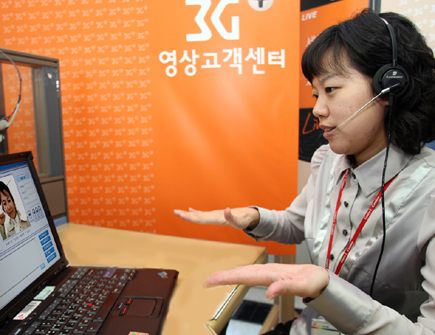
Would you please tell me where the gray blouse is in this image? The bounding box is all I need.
[247,144,435,334]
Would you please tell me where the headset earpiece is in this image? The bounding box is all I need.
[373,63,409,96]
[373,18,409,97]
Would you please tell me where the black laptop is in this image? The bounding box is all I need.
[0,152,178,335]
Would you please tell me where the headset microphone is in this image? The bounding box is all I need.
[336,83,400,131]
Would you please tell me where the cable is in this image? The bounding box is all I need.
[370,92,394,297]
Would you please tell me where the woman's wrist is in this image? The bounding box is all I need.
[302,268,330,302]
[245,207,260,230]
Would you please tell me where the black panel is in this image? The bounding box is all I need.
[299,108,328,162]
[301,0,342,12]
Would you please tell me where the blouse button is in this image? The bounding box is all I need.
[343,229,348,236]
[330,254,335,261]
[344,201,349,207]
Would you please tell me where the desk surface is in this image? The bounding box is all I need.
[57,223,268,335]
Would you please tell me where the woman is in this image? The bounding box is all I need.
[0,181,30,240]
[174,9,435,335]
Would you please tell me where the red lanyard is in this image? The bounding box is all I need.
[325,169,396,275]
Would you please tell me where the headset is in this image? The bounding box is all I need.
[372,18,409,97]
[370,17,407,297]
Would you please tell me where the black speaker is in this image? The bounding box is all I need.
[372,18,409,96]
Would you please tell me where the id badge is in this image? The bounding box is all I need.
[311,318,342,335]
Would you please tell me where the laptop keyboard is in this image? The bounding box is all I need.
[20,267,136,335]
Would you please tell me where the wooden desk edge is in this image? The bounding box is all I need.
[206,248,269,334]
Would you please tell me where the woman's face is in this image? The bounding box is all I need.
[1,190,16,220]
[311,60,389,167]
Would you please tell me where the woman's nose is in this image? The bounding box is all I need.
[312,98,328,119]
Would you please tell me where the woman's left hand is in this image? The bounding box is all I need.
[204,263,330,301]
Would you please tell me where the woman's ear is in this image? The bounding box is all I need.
[378,95,390,107]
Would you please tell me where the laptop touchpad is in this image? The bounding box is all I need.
[125,297,164,318]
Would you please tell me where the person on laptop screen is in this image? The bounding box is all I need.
[0,181,30,240]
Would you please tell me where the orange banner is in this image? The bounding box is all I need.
[146,1,300,254]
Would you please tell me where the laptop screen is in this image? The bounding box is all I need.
[0,157,62,313]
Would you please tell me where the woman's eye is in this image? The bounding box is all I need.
[325,87,336,93]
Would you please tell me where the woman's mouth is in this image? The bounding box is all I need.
[322,126,338,137]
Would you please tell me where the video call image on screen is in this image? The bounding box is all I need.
[0,162,61,311]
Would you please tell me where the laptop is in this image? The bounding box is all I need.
[0,152,178,335]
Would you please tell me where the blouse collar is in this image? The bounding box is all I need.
[336,144,412,197]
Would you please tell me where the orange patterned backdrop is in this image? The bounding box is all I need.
[0,0,301,254]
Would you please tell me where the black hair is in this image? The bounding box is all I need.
[302,8,435,155]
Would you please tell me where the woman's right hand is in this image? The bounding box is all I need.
[0,212,5,226]
[173,207,260,231]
